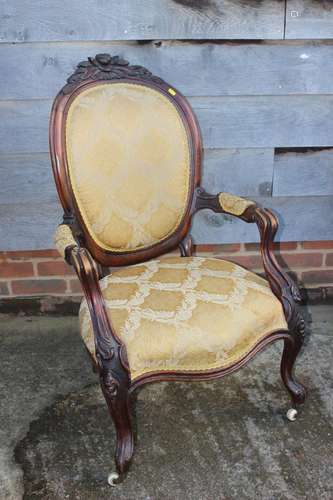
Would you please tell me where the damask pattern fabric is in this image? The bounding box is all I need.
[54,224,77,259]
[65,83,190,252]
[79,257,287,381]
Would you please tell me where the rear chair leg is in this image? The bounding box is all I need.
[100,369,134,485]
[281,335,306,421]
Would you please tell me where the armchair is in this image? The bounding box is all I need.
[50,54,306,485]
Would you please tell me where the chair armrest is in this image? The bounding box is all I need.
[54,224,78,264]
[195,188,304,335]
[218,192,257,217]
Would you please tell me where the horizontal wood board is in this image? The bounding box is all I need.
[1,95,333,154]
[2,41,333,100]
[273,149,333,197]
[1,195,332,251]
[0,0,285,42]
[286,0,333,39]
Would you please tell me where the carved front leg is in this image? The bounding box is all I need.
[71,247,134,483]
[98,348,134,484]
[252,208,307,412]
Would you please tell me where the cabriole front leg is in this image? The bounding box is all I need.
[100,365,134,485]
[280,310,307,421]
[70,245,135,483]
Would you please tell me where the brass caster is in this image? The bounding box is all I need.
[107,472,119,486]
[286,408,298,421]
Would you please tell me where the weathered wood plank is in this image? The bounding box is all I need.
[2,41,333,100]
[273,148,333,197]
[0,201,62,251]
[192,196,333,244]
[0,147,272,209]
[0,0,284,43]
[286,1,333,39]
[0,154,60,249]
[0,154,57,204]
[203,149,273,197]
[1,195,331,250]
[1,96,333,154]
[194,95,333,149]
[0,100,49,154]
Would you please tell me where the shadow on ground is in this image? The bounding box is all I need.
[1,307,332,499]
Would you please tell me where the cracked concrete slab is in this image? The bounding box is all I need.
[0,306,332,499]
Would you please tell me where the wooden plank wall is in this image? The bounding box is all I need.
[0,0,332,250]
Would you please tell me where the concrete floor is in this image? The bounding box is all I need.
[0,306,332,500]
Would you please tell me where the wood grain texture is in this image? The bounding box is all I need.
[2,195,331,250]
[286,1,333,39]
[2,95,333,154]
[0,154,57,204]
[203,148,273,197]
[2,41,333,100]
[273,148,333,197]
[0,154,61,250]
[193,95,333,149]
[192,196,333,244]
[0,100,48,154]
[0,201,61,250]
[0,0,284,43]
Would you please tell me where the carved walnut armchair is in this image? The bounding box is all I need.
[50,53,306,485]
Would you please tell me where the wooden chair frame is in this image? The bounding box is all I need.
[49,54,306,485]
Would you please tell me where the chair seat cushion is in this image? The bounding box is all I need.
[79,257,287,381]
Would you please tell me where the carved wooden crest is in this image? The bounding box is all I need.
[62,53,164,94]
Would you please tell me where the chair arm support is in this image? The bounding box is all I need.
[54,223,129,378]
[195,188,304,334]
[71,246,130,377]
[251,207,303,324]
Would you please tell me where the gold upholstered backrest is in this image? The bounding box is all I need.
[64,82,192,254]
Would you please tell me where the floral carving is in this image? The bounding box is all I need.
[62,53,164,94]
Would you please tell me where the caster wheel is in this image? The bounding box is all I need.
[107,472,119,486]
[286,408,298,421]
